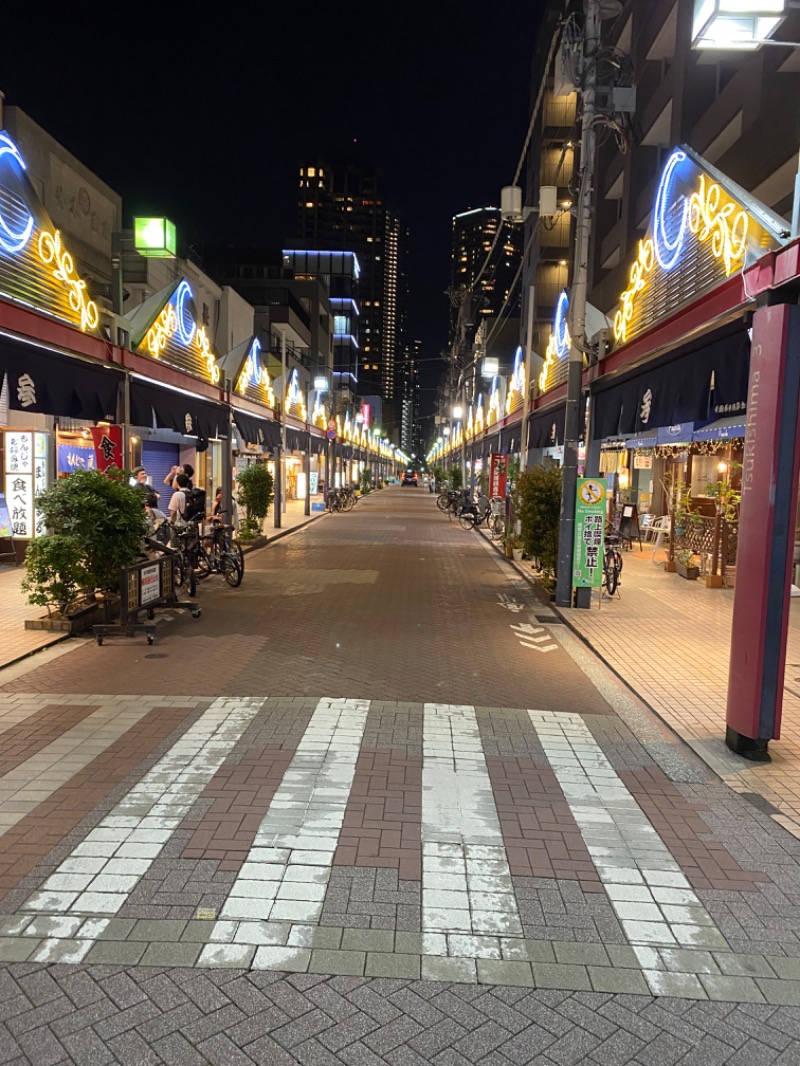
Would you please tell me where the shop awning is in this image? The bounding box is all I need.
[624,430,658,449]
[590,321,750,439]
[131,379,228,439]
[231,409,281,449]
[285,426,310,451]
[0,333,122,420]
[692,416,747,441]
[528,404,566,449]
[657,422,695,446]
[500,424,521,454]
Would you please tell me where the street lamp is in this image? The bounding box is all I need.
[690,2,800,235]
[691,0,787,49]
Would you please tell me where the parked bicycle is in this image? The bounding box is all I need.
[602,530,623,597]
[196,511,244,587]
[458,495,505,538]
[327,487,356,512]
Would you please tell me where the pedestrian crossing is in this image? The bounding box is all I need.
[0,696,771,993]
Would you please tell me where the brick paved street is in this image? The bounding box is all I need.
[2,486,800,1063]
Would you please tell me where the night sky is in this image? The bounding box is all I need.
[2,3,544,413]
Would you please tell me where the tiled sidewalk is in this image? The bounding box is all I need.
[0,498,323,672]
[527,547,800,832]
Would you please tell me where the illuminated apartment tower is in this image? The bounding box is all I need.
[295,158,405,441]
[399,338,422,457]
[450,207,524,351]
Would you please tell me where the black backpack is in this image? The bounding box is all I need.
[183,486,206,520]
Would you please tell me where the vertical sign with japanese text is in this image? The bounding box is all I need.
[489,454,508,498]
[90,425,123,472]
[4,431,34,538]
[573,477,607,588]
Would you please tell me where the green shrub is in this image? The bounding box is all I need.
[22,535,88,615]
[514,464,563,578]
[28,467,147,601]
[236,462,274,539]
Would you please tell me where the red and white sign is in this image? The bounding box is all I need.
[90,425,123,472]
[140,564,161,605]
[489,454,508,499]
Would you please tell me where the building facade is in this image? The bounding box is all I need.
[294,158,406,443]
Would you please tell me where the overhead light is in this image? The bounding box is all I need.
[313,375,328,390]
[133,216,177,257]
[452,405,463,419]
[691,0,786,49]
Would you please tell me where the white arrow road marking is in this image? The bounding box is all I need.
[497,593,524,612]
[511,622,558,652]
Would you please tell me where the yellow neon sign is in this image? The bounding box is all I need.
[614,164,749,346]
[38,229,98,333]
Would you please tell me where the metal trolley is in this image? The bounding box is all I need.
[93,552,200,646]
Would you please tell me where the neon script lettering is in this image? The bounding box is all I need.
[614,150,749,345]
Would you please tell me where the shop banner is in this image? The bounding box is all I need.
[489,454,507,498]
[573,477,607,588]
[90,425,123,472]
[0,493,13,539]
[57,444,96,473]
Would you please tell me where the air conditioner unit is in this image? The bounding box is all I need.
[590,327,613,362]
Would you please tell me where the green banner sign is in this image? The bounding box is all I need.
[573,477,607,588]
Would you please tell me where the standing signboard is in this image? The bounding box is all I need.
[489,454,507,499]
[573,477,607,589]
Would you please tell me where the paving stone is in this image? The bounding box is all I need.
[341,929,395,952]
[531,963,592,991]
[309,950,367,976]
[587,966,651,996]
[139,942,203,967]
[476,959,535,987]
[84,941,148,965]
[365,953,421,979]
[699,974,767,1003]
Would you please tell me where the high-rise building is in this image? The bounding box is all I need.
[399,338,422,458]
[450,207,524,352]
[293,157,406,442]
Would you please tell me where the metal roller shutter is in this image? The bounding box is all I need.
[141,441,180,496]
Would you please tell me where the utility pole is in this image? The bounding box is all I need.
[520,283,536,473]
[555,0,600,609]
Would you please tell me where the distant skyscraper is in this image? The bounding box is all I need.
[450,207,523,350]
[399,338,422,457]
[294,156,406,441]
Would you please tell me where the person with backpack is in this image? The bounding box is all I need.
[168,473,192,527]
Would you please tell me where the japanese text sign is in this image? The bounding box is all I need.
[573,477,607,589]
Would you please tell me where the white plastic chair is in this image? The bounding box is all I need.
[648,515,671,557]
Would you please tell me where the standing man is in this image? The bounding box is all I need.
[131,466,158,499]
[164,463,194,490]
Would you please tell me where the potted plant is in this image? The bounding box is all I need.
[22,467,147,632]
[675,548,700,580]
[235,462,274,544]
[514,464,562,597]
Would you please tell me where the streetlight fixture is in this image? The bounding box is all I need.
[690,2,800,235]
[691,0,787,49]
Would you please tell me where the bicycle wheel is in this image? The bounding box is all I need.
[490,514,505,539]
[195,539,214,581]
[436,493,449,512]
[221,553,243,587]
[173,552,187,590]
[228,536,244,571]
[459,513,476,531]
[604,558,619,597]
[343,493,355,511]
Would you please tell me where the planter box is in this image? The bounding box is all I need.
[676,561,700,580]
[512,548,524,561]
[25,597,120,635]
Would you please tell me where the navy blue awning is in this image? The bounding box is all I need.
[657,422,695,446]
[693,416,746,441]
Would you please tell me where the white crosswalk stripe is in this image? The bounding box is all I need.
[202,697,370,957]
[20,697,263,957]
[529,710,726,953]
[420,704,523,956]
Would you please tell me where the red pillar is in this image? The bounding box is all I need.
[726,303,800,759]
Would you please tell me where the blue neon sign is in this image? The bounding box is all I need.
[175,279,196,346]
[554,290,570,359]
[0,133,34,254]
